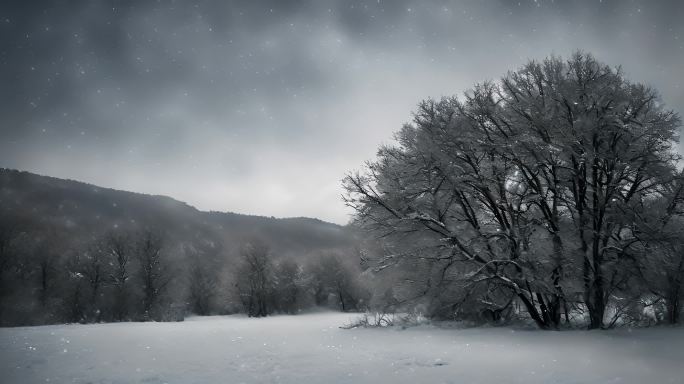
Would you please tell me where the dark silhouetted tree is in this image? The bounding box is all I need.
[344,52,681,329]
[136,230,169,319]
[234,240,274,317]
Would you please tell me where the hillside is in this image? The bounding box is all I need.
[0,168,356,259]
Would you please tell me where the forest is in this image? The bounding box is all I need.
[0,170,368,326]
[0,215,370,326]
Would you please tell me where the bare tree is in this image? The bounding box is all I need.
[234,240,273,317]
[630,174,684,324]
[308,253,366,312]
[136,230,169,319]
[31,237,60,307]
[0,216,24,294]
[188,260,217,315]
[344,52,681,329]
[63,250,86,323]
[184,240,223,316]
[79,238,110,320]
[106,232,131,321]
[274,259,301,314]
[0,214,29,324]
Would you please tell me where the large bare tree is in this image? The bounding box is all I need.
[345,52,681,329]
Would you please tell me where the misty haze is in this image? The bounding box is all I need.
[1,1,683,383]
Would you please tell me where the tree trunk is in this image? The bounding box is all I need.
[587,250,606,329]
[548,233,564,328]
[517,292,551,330]
[667,299,680,324]
[666,285,681,324]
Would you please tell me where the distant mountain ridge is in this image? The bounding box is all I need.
[0,168,356,259]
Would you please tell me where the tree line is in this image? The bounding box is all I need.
[0,218,369,326]
[344,52,684,329]
[233,240,369,317]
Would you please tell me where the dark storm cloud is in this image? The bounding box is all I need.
[1,0,683,223]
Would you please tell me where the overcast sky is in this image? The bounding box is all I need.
[1,0,683,224]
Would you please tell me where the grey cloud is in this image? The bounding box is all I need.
[1,0,682,224]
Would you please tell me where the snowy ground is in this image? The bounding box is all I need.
[1,312,682,384]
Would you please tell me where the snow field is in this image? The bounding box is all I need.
[1,312,683,384]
